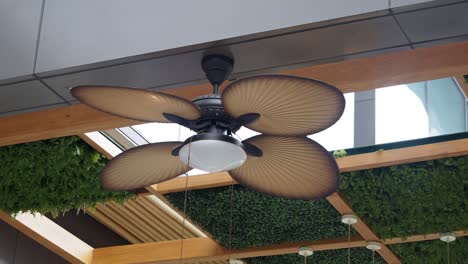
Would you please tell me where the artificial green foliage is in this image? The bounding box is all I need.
[166,186,354,249]
[340,156,468,239]
[247,247,385,264]
[0,136,133,216]
[390,236,468,264]
[332,149,347,158]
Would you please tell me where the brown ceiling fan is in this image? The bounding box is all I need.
[71,54,345,200]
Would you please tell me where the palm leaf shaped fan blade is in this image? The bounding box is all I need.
[71,54,345,200]
[100,142,190,191]
[222,75,345,136]
[71,85,201,122]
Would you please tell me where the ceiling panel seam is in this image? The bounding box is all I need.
[390,12,415,48]
[32,0,46,74]
[34,74,70,104]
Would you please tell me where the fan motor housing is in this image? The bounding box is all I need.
[192,94,240,133]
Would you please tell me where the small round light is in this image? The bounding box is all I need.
[440,232,456,243]
[179,134,247,172]
[229,259,244,264]
[298,247,313,257]
[341,214,358,225]
[366,241,382,251]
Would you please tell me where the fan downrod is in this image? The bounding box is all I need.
[201,54,234,94]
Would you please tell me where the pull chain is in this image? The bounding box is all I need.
[447,241,450,264]
[347,224,351,264]
[228,183,234,261]
[179,136,193,263]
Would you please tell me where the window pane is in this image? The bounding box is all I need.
[427,78,465,136]
[376,84,429,144]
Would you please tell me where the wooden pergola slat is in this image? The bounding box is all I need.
[0,211,93,264]
[92,230,468,264]
[92,236,366,264]
[1,41,468,147]
[327,193,401,263]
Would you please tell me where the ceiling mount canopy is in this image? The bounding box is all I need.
[71,53,345,200]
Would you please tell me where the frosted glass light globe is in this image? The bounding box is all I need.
[179,139,247,172]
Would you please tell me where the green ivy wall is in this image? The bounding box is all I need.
[0,137,132,216]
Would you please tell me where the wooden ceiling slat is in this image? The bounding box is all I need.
[88,208,142,244]
[121,203,170,241]
[137,197,197,239]
[123,200,174,241]
[132,199,184,239]
[97,204,153,243]
[106,202,162,242]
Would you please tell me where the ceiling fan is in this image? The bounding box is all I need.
[71,54,345,200]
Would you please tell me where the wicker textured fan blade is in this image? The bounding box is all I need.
[229,135,339,200]
[222,75,345,136]
[71,86,201,122]
[100,142,190,191]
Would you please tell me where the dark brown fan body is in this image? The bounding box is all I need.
[71,54,345,200]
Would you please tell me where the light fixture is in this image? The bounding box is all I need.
[178,133,247,172]
[298,247,313,257]
[341,214,358,264]
[298,247,313,263]
[341,214,358,225]
[440,232,456,264]
[366,241,382,264]
[366,241,382,251]
[440,232,456,243]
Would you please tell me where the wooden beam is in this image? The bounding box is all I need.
[153,138,468,194]
[79,133,114,160]
[0,104,140,147]
[92,236,366,264]
[154,172,236,194]
[384,230,468,245]
[1,41,468,147]
[0,211,93,264]
[91,230,468,264]
[337,138,468,173]
[326,193,402,263]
